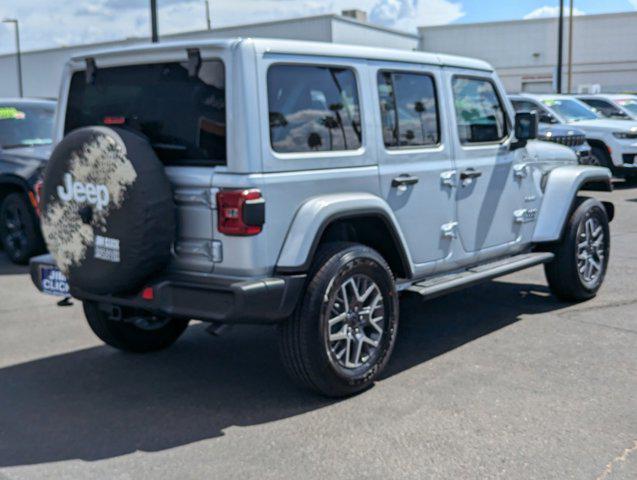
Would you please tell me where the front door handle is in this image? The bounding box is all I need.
[459,168,482,181]
[391,174,420,188]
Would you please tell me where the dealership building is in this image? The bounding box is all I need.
[1,9,636,98]
[420,11,637,94]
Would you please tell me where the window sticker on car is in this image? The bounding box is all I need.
[542,100,557,107]
[0,107,25,120]
[94,235,121,263]
[40,266,70,297]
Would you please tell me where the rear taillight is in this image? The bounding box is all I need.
[31,179,44,216]
[216,189,265,236]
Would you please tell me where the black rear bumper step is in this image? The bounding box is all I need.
[406,252,555,300]
[30,254,305,325]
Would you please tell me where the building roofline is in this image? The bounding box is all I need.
[0,13,418,60]
[420,9,637,30]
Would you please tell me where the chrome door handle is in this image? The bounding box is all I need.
[459,169,482,181]
[391,174,420,188]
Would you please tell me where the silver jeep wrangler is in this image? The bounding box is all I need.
[31,38,613,397]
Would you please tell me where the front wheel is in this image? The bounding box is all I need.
[544,198,610,301]
[83,302,189,353]
[279,243,399,397]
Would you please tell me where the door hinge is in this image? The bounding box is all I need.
[440,170,457,188]
[441,221,459,238]
[514,208,538,223]
[513,163,529,179]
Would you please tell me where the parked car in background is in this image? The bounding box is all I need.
[577,94,637,121]
[510,99,592,164]
[510,94,637,178]
[31,38,613,397]
[0,98,56,264]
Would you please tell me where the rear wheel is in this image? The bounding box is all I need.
[279,243,399,397]
[544,198,610,301]
[83,301,189,353]
[0,192,43,264]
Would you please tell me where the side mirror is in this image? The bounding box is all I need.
[512,112,538,149]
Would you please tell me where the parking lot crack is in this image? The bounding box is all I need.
[595,440,637,480]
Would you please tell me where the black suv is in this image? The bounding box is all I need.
[0,98,56,264]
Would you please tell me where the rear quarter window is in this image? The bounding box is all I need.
[65,60,226,166]
[267,64,362,153]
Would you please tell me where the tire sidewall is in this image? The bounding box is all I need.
[302,245,399,395]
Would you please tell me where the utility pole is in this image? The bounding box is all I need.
[567,0,574,93]
[2,19,23,97]
[150,0,159,43]
[205,0,212,30]
[556,0,564,93]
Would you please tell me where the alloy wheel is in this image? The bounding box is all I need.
[2,203,28,259]
[324,274,386,371]
[576,215,605,288]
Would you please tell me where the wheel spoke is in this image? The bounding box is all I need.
[329,330,349,343]
[352,338,364,367]
[328,312,347,327]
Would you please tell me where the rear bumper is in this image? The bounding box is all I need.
[30,254,305,324]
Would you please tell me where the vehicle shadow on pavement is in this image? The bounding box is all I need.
[0,279,571,467]
[0,254,29,275]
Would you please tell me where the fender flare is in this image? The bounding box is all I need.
[276,192,413,276]
[532,165,612,243]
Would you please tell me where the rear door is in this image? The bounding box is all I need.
[445,70,527,260]
[370,62,456,276]
[64,58,227,274]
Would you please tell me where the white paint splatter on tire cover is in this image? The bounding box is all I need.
[41,133,137,274]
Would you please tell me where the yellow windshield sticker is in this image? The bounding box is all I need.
[0,107,26,120]
[542,100,557,107]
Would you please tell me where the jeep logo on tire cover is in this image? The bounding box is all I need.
[57,173,110,210]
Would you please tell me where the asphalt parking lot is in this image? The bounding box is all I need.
[0,185,635,480]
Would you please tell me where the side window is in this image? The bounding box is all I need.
[378,71,440,148]
[452,77,508,144]
[511,100,540,113]
[582,99,625,118]
[267,64,362,153]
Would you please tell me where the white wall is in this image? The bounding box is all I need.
[0,14,417,99]
[419,12,637,93]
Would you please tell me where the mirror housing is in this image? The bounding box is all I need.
[512,111,538,149]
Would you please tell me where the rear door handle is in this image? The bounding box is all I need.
[459,169,482,181]
[391,174,420,188]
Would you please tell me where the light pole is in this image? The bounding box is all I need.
[567,0,575,93]
[2,18,23,98]
[150,0,159,43]
[205,0,212,30]
[556,0,564,93]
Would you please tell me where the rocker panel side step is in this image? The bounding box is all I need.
[406,252,555,300]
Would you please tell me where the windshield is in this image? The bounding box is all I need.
[0,104,55,149]
[616,99,637,116]
[541,98,599,122]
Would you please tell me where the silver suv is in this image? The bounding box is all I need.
[31,38,614,397]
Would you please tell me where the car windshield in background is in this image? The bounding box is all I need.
[616,99,637,116]
[65,60,226,166]
[0,104,54,149]
[541,99,599,122]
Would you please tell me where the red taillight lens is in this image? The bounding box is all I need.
[31,179,44,216]
[216,189,265,236]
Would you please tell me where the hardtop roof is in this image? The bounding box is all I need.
[69,37,494,72]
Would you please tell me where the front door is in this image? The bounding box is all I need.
[445,70,527,258]
[371,62,456,277]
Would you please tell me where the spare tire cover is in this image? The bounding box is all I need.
[40,126,175,295]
